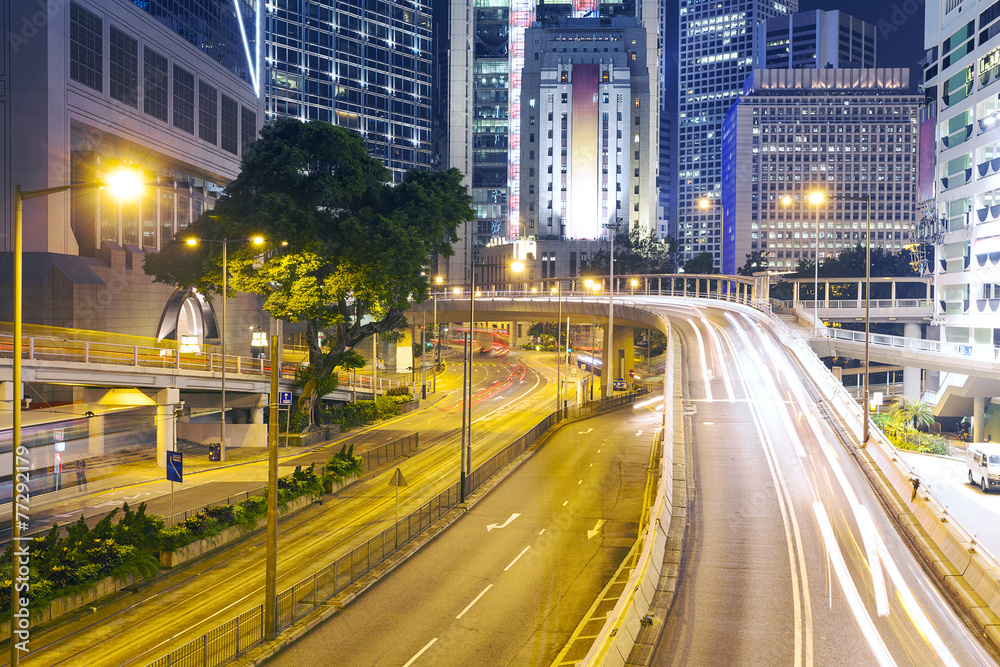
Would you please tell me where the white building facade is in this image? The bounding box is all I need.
[924,0,1000,347]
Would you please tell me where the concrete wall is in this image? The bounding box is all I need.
[178,422,266,448]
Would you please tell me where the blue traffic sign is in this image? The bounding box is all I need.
[278,391,293,405]
[612,379,628,391]
[167,451,183,483]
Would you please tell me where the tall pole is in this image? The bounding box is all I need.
[421,309,426,399]
[264,335,279,639]
[590,315,596,401]
[863,195,871,446]
[556,281,561,419]
[467,268,476,482]
[814,204,820,332]
[11,186,23,667]
[606,221,618,398]
[221,239,227,463]
[433,292,438,393]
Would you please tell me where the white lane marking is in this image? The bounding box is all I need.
[812,503,896,667]
[636,429,643,436]
[456,584,493,619]
[579,427,593,434]
[587,519,606,539]
[486,513,520,532]
[562,501,568,506]
[686,317,714,402]
[577,480,583,485]
[538,529,545,535]
[703,421,714,426]
[504,546,531,571]
[589,463,593,467]
[597,449,601,453]
[403,638,438,667]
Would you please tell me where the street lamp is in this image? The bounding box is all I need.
[433,276,442,394]
[603,219,622,398]
[781,191,825,330]
[185,235,265,463]
[11,168,143,667]
[784,191,873,446]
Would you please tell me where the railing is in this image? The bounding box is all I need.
[801,299,932,310]
[820,327,1000,361]
[144,392,649,667]
[0,332,414,393]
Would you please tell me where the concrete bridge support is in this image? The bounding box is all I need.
[156,388,180,469]
[601,325,635,398]
[903,323,922,400]
[975,396,986,443]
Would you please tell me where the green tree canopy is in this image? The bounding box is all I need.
[144,119,474,427]
[580,228,675,276]
[737,251,769,277]
[682,252,717,275]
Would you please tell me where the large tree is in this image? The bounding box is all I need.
[580,227,675,276]
[145,119,473,427]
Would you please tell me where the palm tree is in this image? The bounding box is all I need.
[889,398,934,445]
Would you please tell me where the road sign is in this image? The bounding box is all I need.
[613,379,628,391]
[167,451,183,483]
[388,467,408,487]
[54,428,64,441]
[958,344,973,356]
[278,391,293,405]
[53,451,63,474]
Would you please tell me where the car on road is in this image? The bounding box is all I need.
[966,441,1000,492]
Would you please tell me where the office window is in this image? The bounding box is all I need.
[241,106,257,155]
[109,26,138,108]
[173,66,195,133]
[70,2,102,92]
[221,94,239,154]
[199,81,218,144]
[143,47,168,122]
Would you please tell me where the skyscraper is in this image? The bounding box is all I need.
[676,0,796,270]
[757,10,876,70]
[923,0,1000,348]
[445,0,659,283]
[264,0,435,183]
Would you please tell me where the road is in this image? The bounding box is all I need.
[6,350,562,666]
[268,403,661,666]
[899,451,1000,564]
[644,301,995,666]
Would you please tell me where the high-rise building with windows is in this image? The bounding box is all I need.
[676,0,796,270]
[1,0,263,343]
[445,0,658,283]
[757,10,876,70]
[264,0,434,183]
[721,68,921,275]
[923,0,1000,349]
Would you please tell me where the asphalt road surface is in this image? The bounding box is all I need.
[269,404,661,666]
[642,301,995,667]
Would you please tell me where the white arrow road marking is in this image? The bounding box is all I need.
[587,519,607,539]
[486,512,520,532]
[635,430,643,437]
[578,427,593,434]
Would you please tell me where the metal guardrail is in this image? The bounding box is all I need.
[820,326,1000,361]
[144,392,649,667]
[0,332,415,392]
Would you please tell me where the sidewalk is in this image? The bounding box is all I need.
[0,390,453,542]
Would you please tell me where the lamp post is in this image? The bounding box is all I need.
[784,191,872,446]
[11,170,143,667]
[433,276,442,393]
[185,236,265,463]
[603,219,622,398]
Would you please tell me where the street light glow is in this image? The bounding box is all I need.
[102,169,144,199]
[780,195,792,206]
[186,238,199,246]
[698,197,710,210]
[809,190,826,205]
[251,236,265,245]
[435,276,444,284]
[511,261,525,273]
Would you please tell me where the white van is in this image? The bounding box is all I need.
[967,442,1000,492]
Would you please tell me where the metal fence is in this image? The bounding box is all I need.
[144,391,649,667]
[359,433,419,472]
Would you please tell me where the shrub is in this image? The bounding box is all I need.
[325,445,364,488]
[385,386,411,397]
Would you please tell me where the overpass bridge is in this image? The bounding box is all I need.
[780,276,934,323]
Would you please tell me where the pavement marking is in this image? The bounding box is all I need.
[597,449,601,453]
[587,519,607,539]
[578,427,593,434]
[456,584,493,619]
[403,638,438,666]
[539,528,545,535]
[562,501,568,506]
[577,480,583,485]
[504,546,531,572]
[486,513,520,532]
[636,430,643,436]
[589,463,593,467]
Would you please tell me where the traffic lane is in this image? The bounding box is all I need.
[726,308,995,665]
[654,317,803,667]
[900,452,1000,563]
[269,404,660,667]
[14,360,559,666]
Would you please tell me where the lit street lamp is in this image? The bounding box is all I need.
[11,169,143,667]
[185,235,265,463]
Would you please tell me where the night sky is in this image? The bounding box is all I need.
[798,0,927,75]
